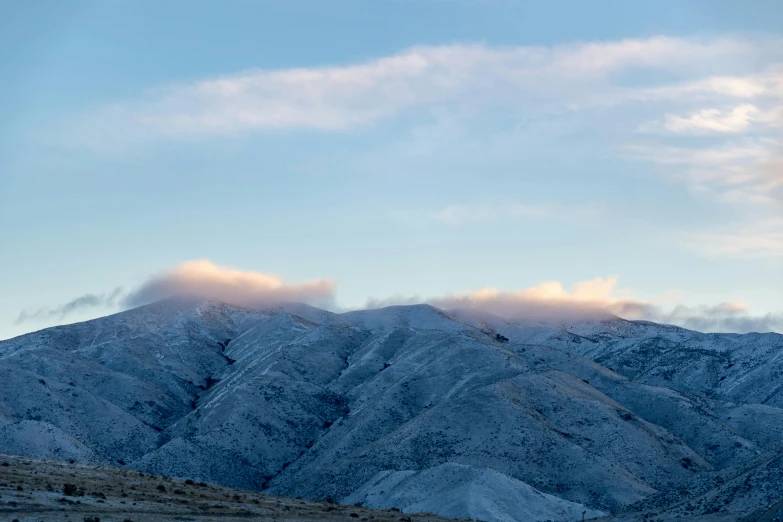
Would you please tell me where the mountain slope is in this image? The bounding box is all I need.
[0,452,466,522]
[1,298,782,521]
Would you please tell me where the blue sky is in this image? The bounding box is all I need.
[1,0,782,339]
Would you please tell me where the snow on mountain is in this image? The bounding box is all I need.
[1,298,782,521]
[344,463,607,522]
[343,304,466,332]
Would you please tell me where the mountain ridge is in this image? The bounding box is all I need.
[1,296,782,521]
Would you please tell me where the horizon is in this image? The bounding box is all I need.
[5,289,780,344]
[2,1,782,339]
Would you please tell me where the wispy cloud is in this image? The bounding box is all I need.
[628,64,783,208]
[66,35,783,146]
[65,35,783,230]
[660,103,782,136]
[664,104,760,134]
[648,302,783,333]
[628,70,783,104]
[684,218,783,258]
[15,288,124,324]
[625,138,783,205]
[61,35,783,224]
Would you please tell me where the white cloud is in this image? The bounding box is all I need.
[68,35,783,144]
[659,101,783,136]
[664,104,760,134]
[56,33,783,266]
[625,139,783,205]
[629,71,783,103]
[68,35,782,213]
[684,218,783,258]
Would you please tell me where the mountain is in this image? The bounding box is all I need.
[1,297,782,521]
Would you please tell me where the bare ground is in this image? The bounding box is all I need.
[0,453,466,522]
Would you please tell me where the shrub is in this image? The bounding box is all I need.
[63,483,78,496]
[156,484,167,493]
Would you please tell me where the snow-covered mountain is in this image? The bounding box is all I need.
[1,297,782,521]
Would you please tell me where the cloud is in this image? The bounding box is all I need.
[66,35,783,147]
[426,276,642,321]
[15,288,123,324]
[13,260,336,329]
[647,302,783,333]
[122,259,336,309]
[364,294,424,310]
[15,267,782,334]
[629,71,783,206]
[658,102,783,136]
[63,34,781,258]
[625,138,783,205]
[664,104,760,134]
[55,33,783,261]
[361,276,781,333]
[684,218,783,258]
[629,70,783,104]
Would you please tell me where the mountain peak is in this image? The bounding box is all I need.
[341,303,464,331]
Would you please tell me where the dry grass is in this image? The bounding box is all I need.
[0,453,464,522]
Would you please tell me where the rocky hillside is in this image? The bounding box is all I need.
[1,297,782,521]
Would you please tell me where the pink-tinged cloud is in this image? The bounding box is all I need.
[427,276,645,321]
[16,267,781,334]
[364,276,782,333]
[123,259,336,309]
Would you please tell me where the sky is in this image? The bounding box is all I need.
[1,0,782,340]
